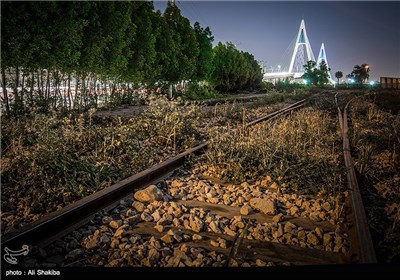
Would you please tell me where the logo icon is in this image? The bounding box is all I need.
[4,245,29,265]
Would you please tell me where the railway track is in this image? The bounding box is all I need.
[335,93,376,263]
[1,100,306,256]
[1,95,377,268]
[95,93,271,118]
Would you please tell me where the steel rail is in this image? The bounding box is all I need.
[246,99,306,127]
[337,96,376,264]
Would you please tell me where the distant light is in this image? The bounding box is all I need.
[332,81,337,85]
[348,78,355,84]
[303,79,308,84]
[369,81,375,85]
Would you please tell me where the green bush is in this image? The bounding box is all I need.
[259,81,274,93]
[275,81,308,93]
[183,82,224,100]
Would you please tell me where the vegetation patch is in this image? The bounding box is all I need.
[0,97,203,234]
[201,107,344,195]
[350,98,400,262]
[364,90,400,115]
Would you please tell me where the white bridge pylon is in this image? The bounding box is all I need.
[288,19,315,74]
[316,42,332,81]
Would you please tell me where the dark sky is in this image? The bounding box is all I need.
[154,1,400,81]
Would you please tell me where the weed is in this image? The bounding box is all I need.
[201,107,343,195]
[349,97,400,262]
[0,97,204,233]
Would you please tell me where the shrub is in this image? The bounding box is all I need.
[183,82,224,100]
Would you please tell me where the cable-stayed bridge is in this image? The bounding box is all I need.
[263,19,332,84]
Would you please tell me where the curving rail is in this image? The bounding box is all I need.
[336,93,376,263]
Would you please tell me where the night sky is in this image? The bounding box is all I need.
[154,1,400,81]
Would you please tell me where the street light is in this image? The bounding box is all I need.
[362,64,370,83]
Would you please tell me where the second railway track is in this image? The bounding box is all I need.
[336,93,376,263]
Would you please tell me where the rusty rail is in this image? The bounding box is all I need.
[337,96,376,263]
[246,99,306,127]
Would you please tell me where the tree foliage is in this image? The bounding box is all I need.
[335,71,343,84]
[162,1,199,83]
[347,64,370,84]
[301,60,331,87]
[210,43,262,92]
[126,1,157,83]
[193,22,214,81]
[1,1,262,115]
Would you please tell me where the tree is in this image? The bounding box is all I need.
[1,1,31,114]
[161,1,199,98]
[210,42,262,92]
[335,71,343,85]
[193,22,214,81]
[153,11,180,98]
[125,1,157,84]
[348,64,370,84]
[101,2,134,79]
[1,1,265,114]
[302,61,317,86]
[49,2,88,109]
[302,60,331,87]
[1,1,89,112]
[242,51,263,90]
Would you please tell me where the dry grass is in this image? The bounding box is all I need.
[349,98,400,262]
[0,93,304,234]
[201,107,344,195]
[199,92,309,134]
[0,97,203,233]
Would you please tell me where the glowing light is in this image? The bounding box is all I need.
[303,79,308,84]
[369,81,375,85]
